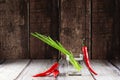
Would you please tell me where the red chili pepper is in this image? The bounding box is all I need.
[52,69,59,78]
[33,62,59,77]
[82,46,97,75]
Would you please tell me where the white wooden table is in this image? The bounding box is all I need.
[0,60,120,80]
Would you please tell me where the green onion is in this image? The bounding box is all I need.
[31,32,82,71]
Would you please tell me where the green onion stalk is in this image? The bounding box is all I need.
[31,32,82,71]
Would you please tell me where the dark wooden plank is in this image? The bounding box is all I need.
[0,0,29,59]
[85,0,92,58]
[30,0,59,59]
[60,0,91,57]
[92,0,115,59]
[109,0,120,60]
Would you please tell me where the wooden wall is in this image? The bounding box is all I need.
[60,0,91,57]
[92,0,120,60]
[0,0,120,59]
[0,0,29,59]
[110,0,120,60]
[30,0,59,59]
[60,0,120,59]
[92,0,114,59]
[0,0,59,59]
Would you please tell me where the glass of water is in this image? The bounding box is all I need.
[66,54,83,76]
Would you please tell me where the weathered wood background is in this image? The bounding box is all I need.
[92,0,114,59]
[60,0,91,57]
[0,0,29,59]
[92,0,120,60]
[30,0,59,59]
[0,0,120,60]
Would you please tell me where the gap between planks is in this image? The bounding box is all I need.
[14,60,32,80]
[109,60,120,71]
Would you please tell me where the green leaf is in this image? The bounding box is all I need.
[31,32,82,71]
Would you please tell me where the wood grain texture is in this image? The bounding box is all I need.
[16,60,56,80]
[92,0,115,59]
[0,0,119,59]
[0,60,120,80]
[91,60,120,80]
[16,60,94,80]
[30,0,59,59]
[0,60,30,80]
[60,0,91,57]
[85,0,92,58]
[0,0,29,59]
[109,0,120,60]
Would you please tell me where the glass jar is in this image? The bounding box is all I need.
[66,54,83,76]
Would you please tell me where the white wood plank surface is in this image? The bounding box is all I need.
[0,60,119,80]
[90,60,120,80]
[16,60,56,80]
[17,60,94,80]
[16,59,94,80]
[0,60,30,80]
